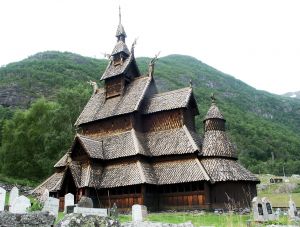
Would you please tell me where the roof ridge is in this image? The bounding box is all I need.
[195,158,212,182]
[183,125,199,151]
[150,87,192,98]
[136,160,146,183]
[131,129,141,155]
[134,76,152,110]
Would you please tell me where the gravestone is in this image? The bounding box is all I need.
[110,203,118,220]
[288,196,298,220]
[73,207,108,216]
[64,193,74,213]
[42,197,59,218]
[252,197,266,222]
[10,195,31,213]
[77,196,93,208]
[0,187,6,211]
[262,197,276,221]
[132,204,148,222]
[8,186,19,211]
[40,189,49,204]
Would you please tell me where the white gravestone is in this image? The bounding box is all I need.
[252,197,267,222]
[10,195,31,213]
[288,196,298,220]
[40,189,49,204]
[262,197,276,221]
[64,193,74,213]
[0,187,6,211]
[132,204,148,222]
[8,186,19,211]
[74,207,108,216]
[42,197,59,218]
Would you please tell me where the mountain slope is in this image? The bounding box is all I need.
[283,91,300,99]
[0,51,300,179]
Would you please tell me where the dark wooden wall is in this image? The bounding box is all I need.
[142,109,183,132]
[81,115,133,137]
[105,76,124,98]
[210,182,257,209]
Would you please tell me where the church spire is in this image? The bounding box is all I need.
[115,6,127,41]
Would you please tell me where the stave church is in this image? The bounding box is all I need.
[33,9,259,211]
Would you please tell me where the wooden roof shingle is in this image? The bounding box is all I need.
[202,130,238,158]
[153,158,210,185]
[204,103,224,121]
[75,76,152,126]
[142,87,198,114]
[201,158,259,182]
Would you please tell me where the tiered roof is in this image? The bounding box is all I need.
[201,96,259,182]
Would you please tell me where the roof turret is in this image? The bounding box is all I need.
[115,6,127,41]
[202,94,237,159]
[203,93,225,121]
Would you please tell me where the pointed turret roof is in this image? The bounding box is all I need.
[115,6,127,39]
[204,94,225,121]
[202,94,237,159]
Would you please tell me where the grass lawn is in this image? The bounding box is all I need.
[118,212,296,227]
[257,174,300,207]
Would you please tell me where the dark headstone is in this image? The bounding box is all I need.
[66,205,76,214]
[77,196,93,208]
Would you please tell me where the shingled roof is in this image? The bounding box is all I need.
[142,87,199,115]
[202,130,237,158]
[153,158,211,184]
[100,53,136,80]
[75,76,152,126]
[144,126,201,156]
[32,171,66,195]
[201,158,259,182]
[204,103,224,121]
[111,40,130,56]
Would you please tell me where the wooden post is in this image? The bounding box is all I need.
[141,184,146,205]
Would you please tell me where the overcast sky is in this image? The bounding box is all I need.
[1,0,299,95]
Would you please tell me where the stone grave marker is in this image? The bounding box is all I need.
[73,207,108,216]
[8,186,19,211]
[0,187,6,211]
[10,195,31,213]
[132,204,148,222]
[262,197,276,221]
[64,193,74,213]
[42,197,59,218]
[110,203,118,220]
[40,189,49,204]
[252,197,266,222]
[77,196,93,208]
[288,196,298,220]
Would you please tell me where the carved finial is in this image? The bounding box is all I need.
[87,80,99,94]
[211,93,216,104]
[148,52,160,78]
[67,151,72,164]
[131,38,138,53]
[189,79,193,88]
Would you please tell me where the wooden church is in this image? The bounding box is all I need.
[33,10,259,211]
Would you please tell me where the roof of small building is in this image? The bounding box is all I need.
[202,130,238,158]
[111,40,130,56]
[142,87,199,115]
[204,103,225,121]
[75,76,152,126]
[201,158,259,182]
[32,171,65,195]
[100,52,135,80]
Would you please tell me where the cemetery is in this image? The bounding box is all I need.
[0,182,300,226]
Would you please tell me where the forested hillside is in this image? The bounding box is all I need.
[0,51,300,183]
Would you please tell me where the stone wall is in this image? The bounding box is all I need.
[0,211,55,227]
